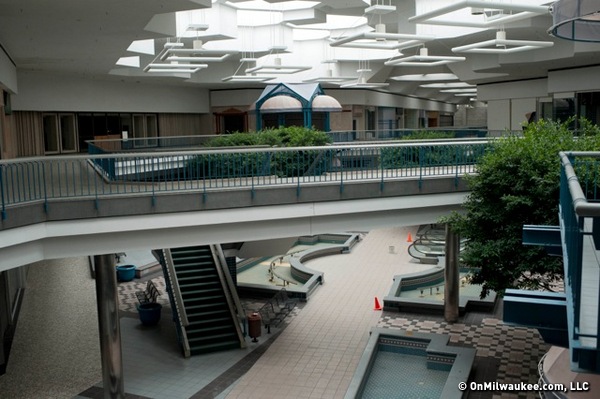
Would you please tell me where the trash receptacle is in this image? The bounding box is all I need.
[248,312,262,342]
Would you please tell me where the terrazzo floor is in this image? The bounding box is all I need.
[0,226,550,399]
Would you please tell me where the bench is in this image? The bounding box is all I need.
[256,288,299,333]
[136,280,161,305]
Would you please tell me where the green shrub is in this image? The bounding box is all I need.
[399,130,455,140]
[204,126,331,148]
[190,127,333,178]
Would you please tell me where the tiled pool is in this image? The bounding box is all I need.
[346,329,475,399]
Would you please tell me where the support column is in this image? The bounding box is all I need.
[94,254,125,399]
[444,225,460,323]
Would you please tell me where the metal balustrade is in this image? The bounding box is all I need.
[559,151,600,370]
[85,129,489,153]
[0,141,489,220]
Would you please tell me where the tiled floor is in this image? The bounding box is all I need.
[0,227,549,399]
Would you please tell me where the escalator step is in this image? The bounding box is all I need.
[189,341,240,355]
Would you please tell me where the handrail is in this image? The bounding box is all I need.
[537,352,564,399]
[4,139,492,164]
[268,258,298,286]
[211,244,247,349]
[559,151,600,370]
[0,141,488,216]
[163,249,191,357]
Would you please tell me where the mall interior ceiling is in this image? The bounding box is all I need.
[1,0,598,106]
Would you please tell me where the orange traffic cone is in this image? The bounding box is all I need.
[407,232,413,243]
[374,297,382,311]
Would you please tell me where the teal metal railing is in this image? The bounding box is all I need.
[559,151,600,370]
[0,141,489,220]
[85,129,488,153]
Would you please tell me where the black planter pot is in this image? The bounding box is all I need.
[137,302,162,326]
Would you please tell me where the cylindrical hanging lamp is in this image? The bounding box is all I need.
[549,0,600,42]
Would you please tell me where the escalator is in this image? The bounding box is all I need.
[154,244,246,357]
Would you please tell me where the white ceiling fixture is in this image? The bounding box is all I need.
[303,61,356,84]
[245,57,312,75]
[385,47,465,67]
[222,76,276,83]
[330,3,434,51]
[144,37,237,74]
[452,30,554,54]
[244,46,311,75]
[329,31,435,51]
[340,77,390,89]
[339,60,389,89]
[439,88,477,93]
[146,68,201,74]
[389,73,460,82]
[409,0,552,28]
[165,54,232,63]
[420,82,475,88]
[222,54,278,83]
[160,40,238,62]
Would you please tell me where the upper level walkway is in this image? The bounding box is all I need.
[0,140,487,271]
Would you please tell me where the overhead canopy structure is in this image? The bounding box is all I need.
[250,83,342,131]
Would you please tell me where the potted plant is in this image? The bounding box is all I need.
[137,302,162,326]
[115,264,136,282]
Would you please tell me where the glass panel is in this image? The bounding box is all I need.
[145,114,158,147]
[43,114,59,154]
[120,114,131,139]
[106,114,121,136]
[59,114,77,152]
[553,97,576,126]
[93,114,107,138]
[132,114,146,147]
[77,114,93,153]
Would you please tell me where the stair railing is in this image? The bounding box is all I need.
[162,249,191,357]
[210,244,247,349]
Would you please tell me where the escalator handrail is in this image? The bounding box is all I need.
[211,244,247,349]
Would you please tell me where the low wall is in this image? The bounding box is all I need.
[237,233,360,301]
[383,267,496,314]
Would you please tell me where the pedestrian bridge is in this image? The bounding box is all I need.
[0,140,487,270]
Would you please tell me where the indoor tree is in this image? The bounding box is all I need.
[444,119,600,298]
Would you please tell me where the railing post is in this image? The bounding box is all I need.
[0,164,6,220]
[41,161,48,213]
[380,146,385,191]
[339,148,344,193]
[418,146,424,189]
